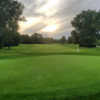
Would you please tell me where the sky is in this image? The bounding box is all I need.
[18,0,100,38]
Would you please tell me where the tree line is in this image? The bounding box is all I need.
[20,33,67,44]
[1,0,100,49]
[0,0,67,49]
[0,0,23,49]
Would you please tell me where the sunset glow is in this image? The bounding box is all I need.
[19,17,42,32]
[18,0,100,37]
[41,24,59,33]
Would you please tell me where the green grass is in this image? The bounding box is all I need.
[1,44,100,100]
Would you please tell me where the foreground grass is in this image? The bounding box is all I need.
[0,44,100,100]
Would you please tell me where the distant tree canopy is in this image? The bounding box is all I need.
[0,0,24,48]
[60,36,67,44]
[69,10,100,47]
[20,33,43,44]
[20,33,58,44]
[31,33,43,44]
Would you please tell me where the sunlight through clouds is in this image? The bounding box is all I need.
[19,17,43,33]
[41,24,60,33]
[36,0,60,16]
[18,0,100,38]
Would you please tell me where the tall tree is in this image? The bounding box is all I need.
[71,10,100,47]
[0,0,24,48]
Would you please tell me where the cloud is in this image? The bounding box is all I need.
[17,0,100,38]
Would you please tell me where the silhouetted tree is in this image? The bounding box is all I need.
[0,0,24,48]
[67,36,73,44]
[20,33,59,44]
[71,10,100,47]
[3,32,20,49]
[20,34,32,44]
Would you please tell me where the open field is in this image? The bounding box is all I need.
[1,44,100,100]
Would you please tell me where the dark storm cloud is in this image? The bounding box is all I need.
[18,0,100,38]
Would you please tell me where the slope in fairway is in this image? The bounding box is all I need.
[1,54,100,99]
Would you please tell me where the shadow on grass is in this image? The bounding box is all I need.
[1,92,100,100]
[0,51,100,60]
